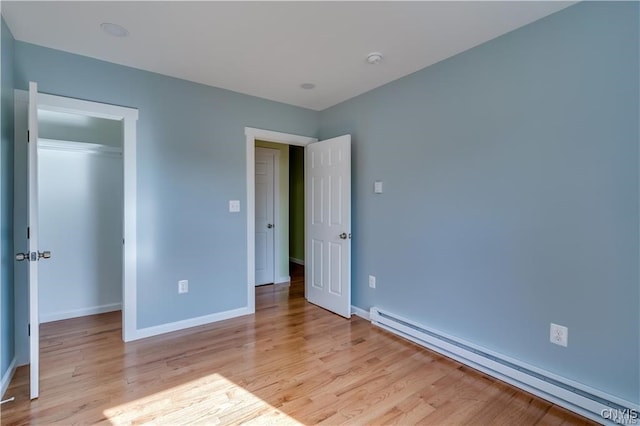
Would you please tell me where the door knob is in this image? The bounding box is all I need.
[267,224,274,229]
[38,251,52,260]
[15,252,29,262]
[339,233,348,240]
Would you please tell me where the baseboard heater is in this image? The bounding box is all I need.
[370,307,638,425]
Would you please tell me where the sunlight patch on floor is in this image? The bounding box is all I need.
[102,373,302,425]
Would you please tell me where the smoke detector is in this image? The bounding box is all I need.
[101,22,129,38]
[366,52,383,65]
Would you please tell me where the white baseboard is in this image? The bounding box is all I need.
[289,257,304,266]
[132,307,251,341]
[275,276,291,284]
[40,302,122,323]
[351,305,370,320]
[1,357,16,399]
[370,307,638,425]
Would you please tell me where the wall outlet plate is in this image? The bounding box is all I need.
[550,323,568,347]
[178,280,189,294]
[369,275,376,288]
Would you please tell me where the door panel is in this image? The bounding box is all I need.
[305,135,351,318]
[311,239,323,289]
[328,242,342,295]
[330,176,343,225]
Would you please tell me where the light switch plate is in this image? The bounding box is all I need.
[374,181,383,194]
[229,200,240,212]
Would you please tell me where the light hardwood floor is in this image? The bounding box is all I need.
[1,264,595,425]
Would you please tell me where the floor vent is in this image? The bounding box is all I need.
[370,307,637,425]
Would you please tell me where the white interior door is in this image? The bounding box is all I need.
[27,82,42,399]
[255,148,276,285]
[305,135,351,318]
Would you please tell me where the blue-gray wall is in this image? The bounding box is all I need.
[320,2,639,404]
[1,17,16,389]
[11,40,318,359]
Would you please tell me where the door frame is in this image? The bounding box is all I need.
[245,127,316,313]
[254,146,280,286]
[15,89,138,343]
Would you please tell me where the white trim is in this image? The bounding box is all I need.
[37,139,122,157]
[351,305,370,320]
[289,257,304,266]
[274,152,281,288]
[247,138,255,312]
[17,89,139,343]
[40,93,138,121]
[245,127,316,147]
[245,127,317,315]
[1,358,17,399]
[15,90,138,122]
[40,303,122,323]
[275,276,291,285]
[370,307,638,425]
[131,307,250,341]
[122,112,137,342]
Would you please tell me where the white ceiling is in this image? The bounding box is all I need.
[2,1,574,111]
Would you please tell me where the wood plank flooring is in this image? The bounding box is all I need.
[1,264,596,425]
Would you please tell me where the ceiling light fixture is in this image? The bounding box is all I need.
[101,22,129,38]
[300,83,316,90]
[366,52,383,65]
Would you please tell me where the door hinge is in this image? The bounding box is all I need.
[28,324,30,336]
[27,130,30,143]
[27,227,30,239]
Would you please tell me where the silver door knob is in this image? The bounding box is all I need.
[339,233,348,240]
[15,252,29,262]
[267,224,274,229]
[38,251,52,260]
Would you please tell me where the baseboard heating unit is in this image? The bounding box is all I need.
[370,307,638,425]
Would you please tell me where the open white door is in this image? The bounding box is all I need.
[26,81,44,399]
[14,82,53,399]
[305,135,351,318]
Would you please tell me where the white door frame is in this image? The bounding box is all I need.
[245,127,316,312]
[17,89,138,342]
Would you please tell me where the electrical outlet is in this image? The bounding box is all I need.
[178,280,189,294]
[550,323,568,347]
[369,275,376,289]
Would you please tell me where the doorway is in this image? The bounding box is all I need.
[246,128,352,319]
[254,141,304,287]
[37,110,124,323]
[13,87,138,398]
[245,128,316,313]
